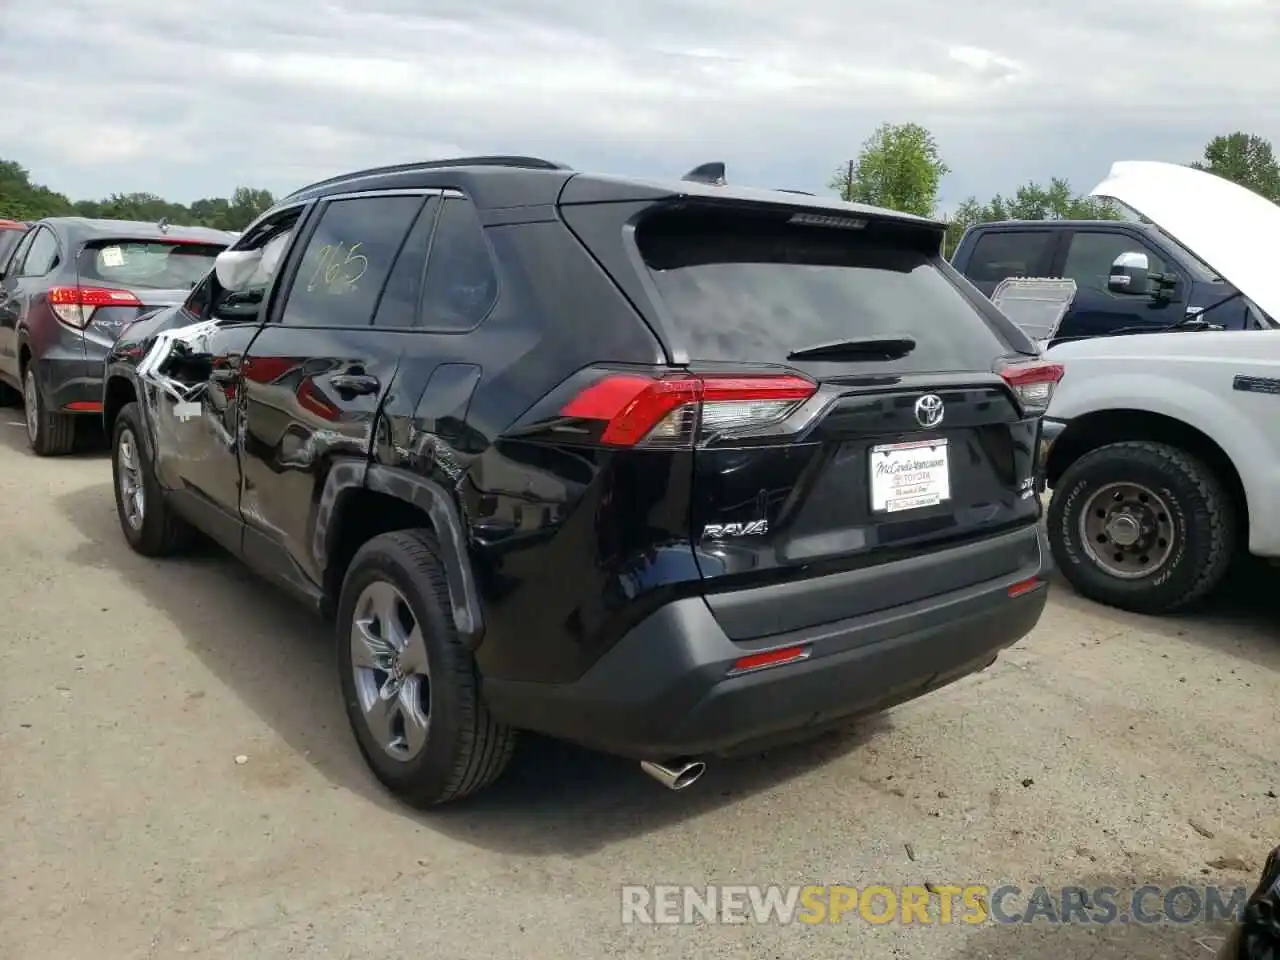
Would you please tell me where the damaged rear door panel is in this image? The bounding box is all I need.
[236,192,437,590]
[131,205,312,555]
[139,309,263,554]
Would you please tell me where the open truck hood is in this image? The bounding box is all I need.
[1090,160,1280,322]
[1090,160,1280,321]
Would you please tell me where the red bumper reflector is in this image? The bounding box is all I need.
[1007,577,1042,598]
[729,644,810,675]
[64,401,102,412]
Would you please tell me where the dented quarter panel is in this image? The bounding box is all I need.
[353,353,489,642]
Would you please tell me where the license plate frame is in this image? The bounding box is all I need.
[869,438,951,514]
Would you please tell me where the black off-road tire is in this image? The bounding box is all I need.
[111,401,194,556]
[24,363,75,456]
[1047,441,1236,615]
[336,529,516,807]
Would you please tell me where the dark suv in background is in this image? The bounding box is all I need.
[102,156,1056,806]
[0,217,234,454]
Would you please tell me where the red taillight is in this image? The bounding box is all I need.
[559,372,817,447]
[999,361,1064,414]
[48,286,141,329]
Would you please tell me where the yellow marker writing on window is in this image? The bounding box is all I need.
[307,242,369,295]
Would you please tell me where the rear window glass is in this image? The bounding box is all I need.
[78,240,225,291]
[636,207,1010,372]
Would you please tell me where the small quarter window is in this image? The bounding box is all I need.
[418,198,499,331]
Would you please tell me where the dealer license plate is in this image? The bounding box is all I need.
[869,439,950,514]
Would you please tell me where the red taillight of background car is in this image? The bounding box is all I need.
[48,286,141,329]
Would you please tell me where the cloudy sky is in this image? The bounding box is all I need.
[3,0,1278,212]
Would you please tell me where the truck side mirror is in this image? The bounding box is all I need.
[1107,251,1150,295]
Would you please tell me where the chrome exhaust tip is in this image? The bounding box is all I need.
[640,758,706,791]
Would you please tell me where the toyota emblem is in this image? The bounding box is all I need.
[914,394,944,428]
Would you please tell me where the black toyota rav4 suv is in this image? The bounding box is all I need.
[103,156,1055,806]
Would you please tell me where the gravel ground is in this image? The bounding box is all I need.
[0,417,1277,960]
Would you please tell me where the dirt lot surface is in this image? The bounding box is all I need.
[1,419,1277,960]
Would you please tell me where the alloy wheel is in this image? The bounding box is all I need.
[349,580,432,762]
[23,369,38,443]
[116,427,146,530]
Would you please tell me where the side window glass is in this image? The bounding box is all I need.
[965,231,1052,285]
[372,198,439,328]
[186,273,215,318]
[3,230,36,277]
[19,228,58,277]
[0,231,23,274]
[279,195,424,328]
[1063,232,1166,291]
[419,198,499,331]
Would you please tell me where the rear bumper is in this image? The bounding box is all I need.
[34,337,106,414]
[484,524,1052,760]
[1037,417,1068,492]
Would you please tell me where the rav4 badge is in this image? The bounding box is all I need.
[702,520,769,538]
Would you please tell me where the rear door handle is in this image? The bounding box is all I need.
[328,373,381,397]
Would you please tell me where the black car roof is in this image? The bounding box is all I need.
[279,156,942,228]
[38,217,236,246]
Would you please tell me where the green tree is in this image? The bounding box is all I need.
[829,122,950,217]
[1190,132,1280,201]
[0,156,277,231]
[188,196,233,228]
[226,187,275,230]
[0,160,74,220]
[940,178,1120,256]
[74,192,195,225]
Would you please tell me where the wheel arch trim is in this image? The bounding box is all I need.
[318,462,485,647]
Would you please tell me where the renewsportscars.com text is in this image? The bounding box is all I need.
[620,884,1248,926]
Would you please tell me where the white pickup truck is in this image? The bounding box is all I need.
[1038,161,1280,614]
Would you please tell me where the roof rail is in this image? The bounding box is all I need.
[775,189,815,196]
[283,155,573,200]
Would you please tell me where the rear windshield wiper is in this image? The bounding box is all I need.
[786,336,917,362]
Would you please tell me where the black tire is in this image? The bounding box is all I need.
[111,401,193,556]
[1047,441,1236,614]
[0,380,20,407]
[23,363,75,456]
[336,529,515,807]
